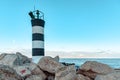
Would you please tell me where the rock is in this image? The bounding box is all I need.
[15,52,31,65]
[80,61,115,74]
[27,62,37,71]
[43,71,55,80]
[47,75,55,80]
[54,56,59,62]
[55,65,76,80]
[0,64,22,80]
[25,75,43,80]
[30,63,46,80]
[38,56,63,74]
[0,53,18,66]
[0,53,7,60]
[77,69,98,79]
[0,52,31,67]
[75,74,91,80]
[95,72,120,80]
[14,62,46,79]
[13,66,31,77]
[1,53,119,80]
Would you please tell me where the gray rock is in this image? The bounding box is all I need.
[15,52,31,65]
[0,53,7,60]
[38,56,63,74]
[13,66,31,77]
[14,62,46,79]
[54,56,59,62]
[95,72,120,80]
[0,53,18,66]
[0,52,31,67]
[75,74,91,80]
[30,62,46,80]
[55,65,76,80]
[0,64,22,80]
[47,76,55,80]
[77,69,98,79]
[80,61,115,74]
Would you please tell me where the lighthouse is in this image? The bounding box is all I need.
[29,10,45,63]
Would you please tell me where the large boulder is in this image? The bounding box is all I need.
[30,62,46,80]
[95,72,120,80]
[13,66,31,77]
[0,52,31,67]
[0,53,18,66]
[15,52,31,65]
[14,62,46,79]
[38,56,63,74]
[80,61,115,74]
[55,65,76,80]
[75,74,91,80]
[77,69,98,79]
[0,64,22,80]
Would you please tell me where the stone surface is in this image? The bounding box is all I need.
[75,74,91,80]
[25,75,43,80]
[0,64,22,80]
[15,52,31,65]
[30,62,46,80]
[47,75,55,80]
[80,61,115,74]
[0,53,7,60]
[54,56,59,62]
[0,53,119,80]
[43,71,55,80]
[0,52,31,67]
[38,56,63,73]
[14,62,46,79]
[0,54,18,66]
[13,66,31,77]
[77,69,98,79]
[55,65,76,80]
[95,72,120,80]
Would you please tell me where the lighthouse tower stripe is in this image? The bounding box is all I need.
[31,19,44,27]
[31,19,45,56]
[32,41,44,48]
[32,26,44,34]
[32,48,44,56]
[32,33,44,41]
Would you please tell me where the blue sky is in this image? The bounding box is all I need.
[0,0,120,57]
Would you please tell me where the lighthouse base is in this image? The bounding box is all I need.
[32,56,43,63]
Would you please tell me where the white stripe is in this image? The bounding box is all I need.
[32,26,44,34]
[32,41,44,48]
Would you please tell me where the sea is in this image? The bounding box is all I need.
[60,58,120,69]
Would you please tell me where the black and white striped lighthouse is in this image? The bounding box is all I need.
[29,10,45,63]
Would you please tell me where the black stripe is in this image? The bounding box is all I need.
[32,33,44,41]
[31,19,45,27]
[32,48,44,56]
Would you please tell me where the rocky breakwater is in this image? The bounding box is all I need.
[0,52,119,80]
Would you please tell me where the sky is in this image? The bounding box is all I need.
[0,0,120,58]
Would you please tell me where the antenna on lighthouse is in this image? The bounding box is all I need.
[29,1,45,63]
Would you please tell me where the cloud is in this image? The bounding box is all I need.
[0,48,120,58]
[45,50,120,58]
